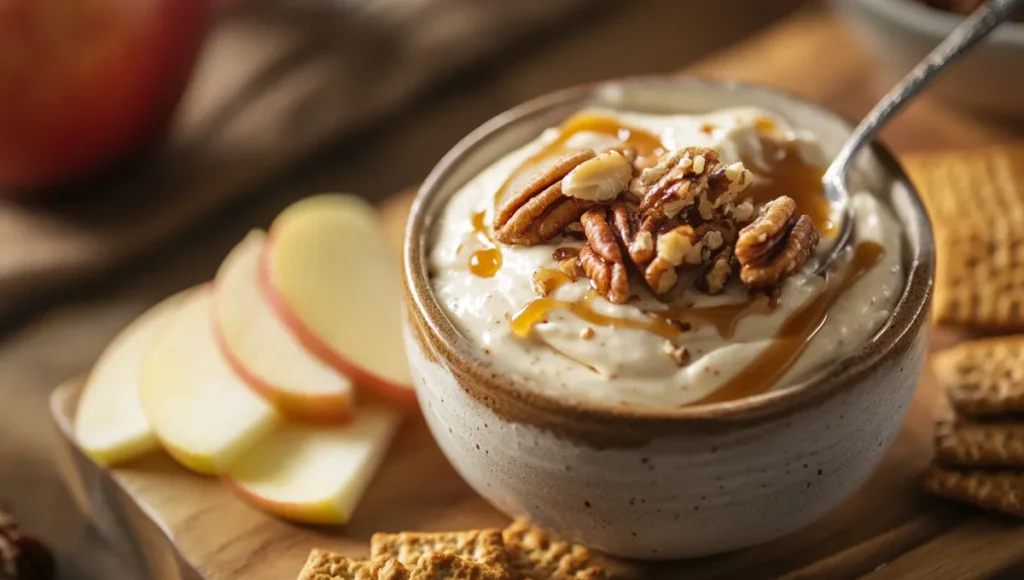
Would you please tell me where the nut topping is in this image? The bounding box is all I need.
[609,202,660,266]
[638,148,720,218]
[494,150,596,245]
[489,140,820,304]
[579,243,630,304]
[736,196,797,264]
[562,150,633,202]
[739,214,819,287]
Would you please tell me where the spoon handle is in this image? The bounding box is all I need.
[824,0,1024,187]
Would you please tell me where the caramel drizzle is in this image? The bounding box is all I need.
[509,242,885,405]
[511,290,681,340]
[493,112,665,206]
[691,241,885,405]
[742,131,835,238]
[469,210,502,278]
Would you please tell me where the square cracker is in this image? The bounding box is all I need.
[935,420,1024,467]
[903,144,1024,328]
[298,549,410,580]
[922,464,1024,518]
[370,529,509,572]
[932,336,1024,417]
[410,552,509,580]
[502,519,609,580]
[299,550,507,580]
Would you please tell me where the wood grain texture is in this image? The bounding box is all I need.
[49,9,1024,580]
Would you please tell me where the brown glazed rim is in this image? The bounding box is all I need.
[405,76,935,438]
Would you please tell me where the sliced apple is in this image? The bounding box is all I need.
[74,288,193,467]
[140,287,280,475]
[214,230,355,424]
[224,404,402,524]
[263,194,416,407]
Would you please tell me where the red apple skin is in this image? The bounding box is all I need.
[212,314,356,426]
[258,234,420,411]
[0,0,211,191]
[221,476,348,525]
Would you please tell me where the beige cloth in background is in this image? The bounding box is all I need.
[0,0,583,314]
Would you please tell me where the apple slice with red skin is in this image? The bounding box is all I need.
[140,286,280,475]
[213,230,355,424]
[261,194,416,408]
[223,403,402,524]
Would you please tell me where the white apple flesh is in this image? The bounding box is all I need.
[214,230,355,424]
[75,288,193,467]
[224,403,402,524]
[140,286,279,475]
[262,194,416,407]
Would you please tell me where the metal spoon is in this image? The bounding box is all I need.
[819,0,1023,273]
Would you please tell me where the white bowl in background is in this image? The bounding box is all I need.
[833,0,1024,118]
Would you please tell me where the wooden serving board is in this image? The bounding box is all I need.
[50,9,1024,580]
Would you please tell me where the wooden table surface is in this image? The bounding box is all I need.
[0,2,807,579]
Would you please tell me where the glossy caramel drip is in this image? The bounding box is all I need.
[494,112,665,204]
[511,290,682,340]
[691,242,885,405]
[671,296,774,340]
[469,210,502,278]
[743,136,835,237]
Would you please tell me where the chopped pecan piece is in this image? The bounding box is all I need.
[552,247,579,261]
[494,150,596,245]
[703,246,734,294]
[579,243,629,304]
[735,196,797,264]
[609,202,661,266]
[644,225,698,294]
[637,148,719,218]
[739,214,819,287]
[558,256,582,281]
[662,341,691,367]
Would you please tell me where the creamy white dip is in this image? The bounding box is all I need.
[428,107,904,407]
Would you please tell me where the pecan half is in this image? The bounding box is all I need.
[580,208,623,264]
[739,215,819,287]
[609,202,661,266]
[580,243,630,304]
[735,196,797,264]
[494,150,596,245]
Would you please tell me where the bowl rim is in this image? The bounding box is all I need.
[404,76,935,430]
[849,0,1024,42]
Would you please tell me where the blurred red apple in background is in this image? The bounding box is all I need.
[0,0,212,193]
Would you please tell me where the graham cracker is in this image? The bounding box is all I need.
[369,529,509,572]
[297,549,410,580]
[903,144,1024,328]
[501,519,608,580]
[410,552,510,580]
[931,336,1024,417]
[299,550,508,580]
[935,420,1024,467]
[922,464,1024,518]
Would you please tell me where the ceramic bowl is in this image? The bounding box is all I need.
[403,78,934,559]
[834,0,1024,118]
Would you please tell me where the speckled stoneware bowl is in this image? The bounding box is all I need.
[403,78,935,560]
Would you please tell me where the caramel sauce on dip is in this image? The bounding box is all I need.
[429,108,904,407]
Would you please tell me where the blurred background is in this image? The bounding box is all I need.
[1,0,1022,578]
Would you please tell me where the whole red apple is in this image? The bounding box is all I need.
[0,0,211,192]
